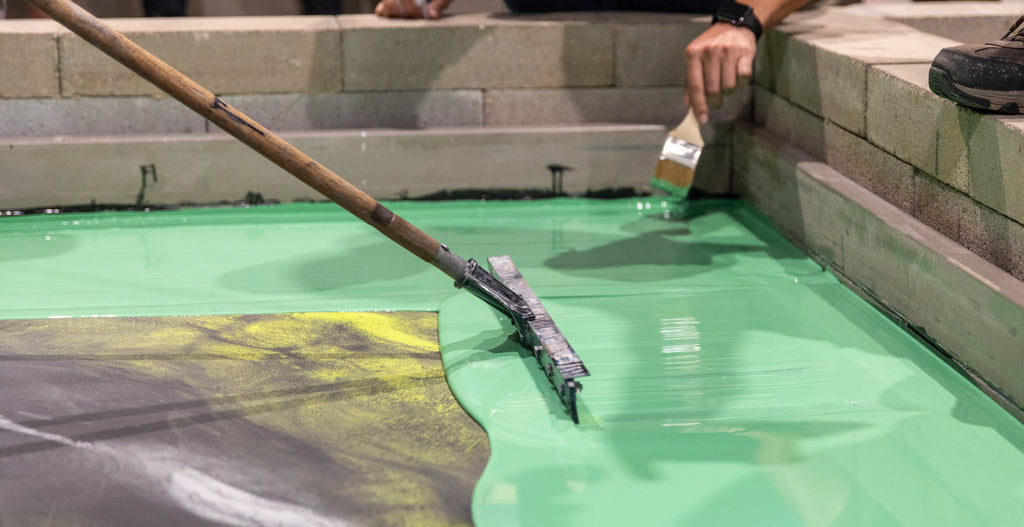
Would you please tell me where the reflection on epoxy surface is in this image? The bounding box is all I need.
[437,200,1024,527]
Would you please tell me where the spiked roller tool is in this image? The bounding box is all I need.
[27,0,590,422]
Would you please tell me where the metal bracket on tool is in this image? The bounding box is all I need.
[487,255,590,423]
[456,258,535,338]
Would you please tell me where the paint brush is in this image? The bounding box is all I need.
[651,109,704,200]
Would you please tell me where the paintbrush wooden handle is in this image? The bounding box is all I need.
[25,0,470,280]
[668,109,704,147]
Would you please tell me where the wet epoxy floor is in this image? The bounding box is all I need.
[2,198,1023,526]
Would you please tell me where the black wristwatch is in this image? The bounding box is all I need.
[712,1,763,41]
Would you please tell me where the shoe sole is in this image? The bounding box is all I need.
[928,66,1024,114]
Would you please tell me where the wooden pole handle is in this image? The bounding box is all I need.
[26,0,469,280]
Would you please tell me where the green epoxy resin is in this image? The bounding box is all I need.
[3,198,1024,525]
[435,200,1024,526]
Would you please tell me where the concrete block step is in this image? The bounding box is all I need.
[755,7,960,136]
[0,124,673,211]
[753,4,1024,284]
[755,84,1024,282]
[867,63,1024,230]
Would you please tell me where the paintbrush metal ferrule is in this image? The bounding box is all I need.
[659,136,702,169]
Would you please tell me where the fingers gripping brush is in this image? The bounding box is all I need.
[29,0,590,423]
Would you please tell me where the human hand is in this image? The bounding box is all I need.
[374,0,453,19]
[684,23,757,124]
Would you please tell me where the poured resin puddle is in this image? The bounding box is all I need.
[2,198,1022,526]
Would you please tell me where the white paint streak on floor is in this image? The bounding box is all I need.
[0,414,350,527]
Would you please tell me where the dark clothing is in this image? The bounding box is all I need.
[303,0,343,15]
[504,0,726,15]
[143,0,186,17]
[142,0,343,17]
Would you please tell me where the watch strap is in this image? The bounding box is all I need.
[713,2,763,41]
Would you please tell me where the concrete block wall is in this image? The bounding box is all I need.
[0,13,710,132]
[0,12,743,206]
[752,2,1024,281]
[740,1,1024,416]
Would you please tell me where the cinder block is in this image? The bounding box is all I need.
[609,13,706,87]
[732,125,809,244]
[484,83,749,128]
[913,172,970,243]
[867,63,952,177]
[765,20,872,135]
[882,60,1024,226]
[762,27,820,117]
[771,9,959,135]
[885,62,1024,223]
[708,83,753,126]
[692,138,733,196]
[935,105,981,194]
[221,90,483,131]
[787,40,867,135]
[752,30,776,92]
[823,122,917,215]
[340,14,614,91]
[484,87,686,127]
[914,240,1024,408]
[0,20,62,99]
[733,124,846,264]
[59,17,342,97]
[955,115,1024,226]
[753,86,826,159]
[0,97,206,138]
[959,199,1024,282]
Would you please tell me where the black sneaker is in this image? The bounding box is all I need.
[929,15,1024,114]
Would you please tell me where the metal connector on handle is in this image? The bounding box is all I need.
[456,258,535,338]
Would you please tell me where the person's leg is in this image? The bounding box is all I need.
[143,0,187,17]
[303,0,342,14]
[930,15,1024,114]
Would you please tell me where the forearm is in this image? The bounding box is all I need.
[744,0,811,31]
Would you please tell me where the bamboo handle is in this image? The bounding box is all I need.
[27,0,469,280]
